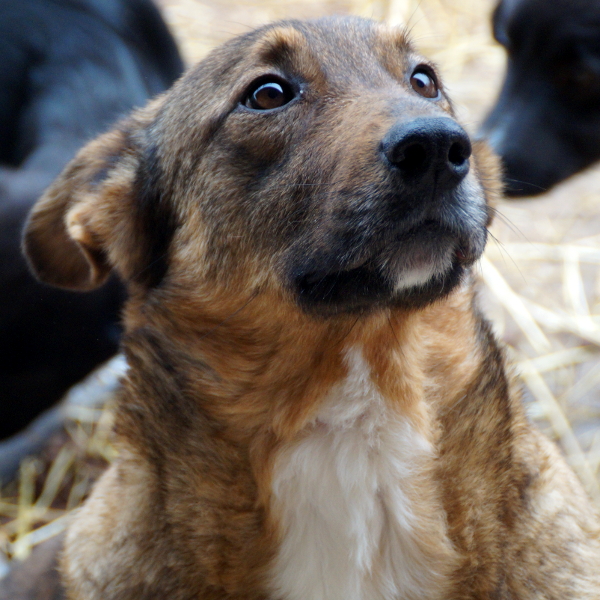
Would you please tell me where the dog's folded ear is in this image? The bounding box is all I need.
[23,103,167,291]
[23,128,134,290]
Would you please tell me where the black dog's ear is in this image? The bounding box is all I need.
[24,101,170,291]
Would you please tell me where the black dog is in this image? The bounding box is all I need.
[479,0,600,196]
[0,0,183,440]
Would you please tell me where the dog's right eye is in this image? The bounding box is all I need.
[244,78,295,111]
[410,67,439,100]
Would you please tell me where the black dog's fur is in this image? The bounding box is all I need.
[0,0,183,439]
[480,0,600,196]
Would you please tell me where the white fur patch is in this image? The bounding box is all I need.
[394,263,442,291]
[393,246,455,292]
[270,348,440,600]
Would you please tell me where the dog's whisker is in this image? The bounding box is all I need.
[387,315,401,347]
[486,229,527,284]
[488,206,530,242]
[130,252,170,283]
[503,177,548,192]
[403,0,426,38]
[339,315,362,346]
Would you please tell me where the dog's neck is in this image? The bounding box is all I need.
[117,280,482,598]
[122,279,480,440]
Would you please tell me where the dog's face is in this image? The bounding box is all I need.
[24,17,497,318]
[480,0,600,196]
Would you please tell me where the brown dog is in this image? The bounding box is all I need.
[23,16,600,600]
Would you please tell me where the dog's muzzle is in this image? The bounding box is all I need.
[288,116,486,315]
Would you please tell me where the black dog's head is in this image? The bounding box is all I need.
[24,17,498,319]
[480,0,600,196]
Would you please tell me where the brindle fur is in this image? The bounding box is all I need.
[24,16,600,600]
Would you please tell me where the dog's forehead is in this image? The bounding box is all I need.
[193,17,414,90]
[276,17,414,81]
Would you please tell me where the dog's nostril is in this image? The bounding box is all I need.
[448,141,468,167]
[382,118,471,189]
[397,143,428,173]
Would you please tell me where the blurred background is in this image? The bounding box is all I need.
[1,0,600,578]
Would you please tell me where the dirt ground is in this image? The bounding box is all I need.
[2,0,600,570]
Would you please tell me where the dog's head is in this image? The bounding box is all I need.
[24,17,499,318]
[480,0,600,196]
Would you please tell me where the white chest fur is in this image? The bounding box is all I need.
[269,348,448,600]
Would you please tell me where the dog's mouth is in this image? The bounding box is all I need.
[291,219,483,314]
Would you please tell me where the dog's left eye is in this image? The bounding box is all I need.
[245,79,295,110]
[410,67,440,99]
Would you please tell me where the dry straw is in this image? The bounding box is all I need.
[2,0,599,568]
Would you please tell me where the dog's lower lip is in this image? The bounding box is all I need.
[456,247,468,262]
[401,221,478,265]
[303,221,464,283]
[292,216,482,311]
[455,239,480,265]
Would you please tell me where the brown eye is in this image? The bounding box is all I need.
[246,80,294,110]
[410,68,439,99]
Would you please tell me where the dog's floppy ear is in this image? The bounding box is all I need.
[23,128,134,290]
[24,103,172,291]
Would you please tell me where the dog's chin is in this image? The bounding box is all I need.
[292,231,478,316]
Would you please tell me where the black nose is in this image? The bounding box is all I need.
[381,117,471,189]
